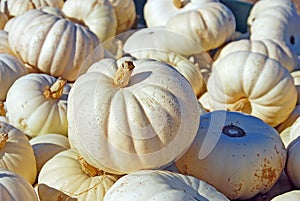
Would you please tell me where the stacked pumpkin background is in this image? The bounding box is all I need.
[0,0,300,200]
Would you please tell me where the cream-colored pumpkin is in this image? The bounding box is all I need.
[214,39,298,72]
[30,133,70,174]
[108,0,136,34]
[0,30,16,56]
[103,170,229,201]
[0,0,64,18]
[123,49,206,98]
[288,116,300,143]
[62,0,117,42]
[175,110,287,200]
[68,56,201,174]
[123,27,208,56]
[38,149,121,201]
[144,0,220,28]
[35,183,77,201]
[6,73,70,137]
[276,105,300,133]
[247,0,300,55]
[207,51,297,127]
[285,136,300,188]
[198,91,213,112]
[0,169,38,201]
[291,70,300,104]
[7,7,102,81]
[0,53,28,101]
[165,2,236,51]
[0,121,37,184]
[271,190,300,201]
[280,127,293,148]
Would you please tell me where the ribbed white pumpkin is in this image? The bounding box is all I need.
[62,0,117,42]
[123,49,206,98]
[103,170,230,201]
[35,183,77,201]
[38,149,121,201]
[207,51,297,127]
[0,121,37,184]
[175,110,287,200]
[30,133,70,174]
[0,0,64,18]
[247,0,300,55]
[68,56,200,174]
[0,53,28,101]
[165,2,236,51]
[144,0,220,27]
[285,136,300,188]
[7,7,102,81]
[6,73,70,137]
[0,169,38,201]
[214,39,298,72]
[271,190,300,201]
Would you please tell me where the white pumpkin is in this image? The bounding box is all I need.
[0,121,37,184]
[144,0,220,28]
[0,30,16,56]
[123,49,206,98]
[165,2,236,51]
[271,190,300,201]
[30,133,70,174]
[207,51,297,127]
[6,73,70,137]
[103,170,229,201]
[0,53,28,101]
[62,0,117,42]
[68,56,201,174]
[7,7,102,81]
[291,70,300,104]
[38,149,121,201]
[214,39,298,72]
[247,0,300,55]
[35,183,77,201]
[175,110,287,200]
[0,0,64,18]
[276,105,300,134]
[285,136,300,188]
[0,169,38,201]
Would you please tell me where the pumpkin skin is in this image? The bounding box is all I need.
[7,7,102,81]
[0,30,16,56]
[214,39,298,72]
[38,149,121,201]
[0,169,38,201]
[0,53,28,101]
[175,110,287,200]
[6,73,70,138]
[35,183,77,201]
[247,0,300,55]
[0,121,37,185]
[144,0,220,28]
[271,190,300,201]
[0,0,64,18]
[103,170,230,201]
[285,136,300,188]
[108,0,137,34]
[29,133,70,174]
[62,0,117,42]
[68,56,201,174]
[123,49,206,98]
[165,2,236,51]
[207,51,297,127]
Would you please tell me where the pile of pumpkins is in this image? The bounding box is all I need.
[1,0,300,200]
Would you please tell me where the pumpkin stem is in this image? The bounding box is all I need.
[227,98,251,113]
[173,0,183,8]
[114,60,135,88]
[0,101,5,116]
[0,133,8,149]
[222,125,246,138]
[78,156,104,177]
[43,77,66,99]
